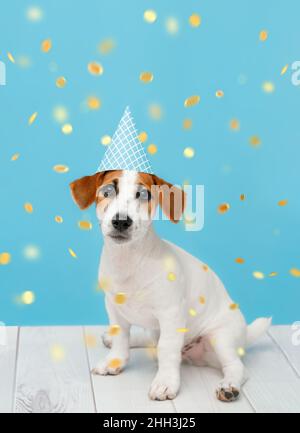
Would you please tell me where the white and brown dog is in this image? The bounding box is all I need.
[70,169,271,402]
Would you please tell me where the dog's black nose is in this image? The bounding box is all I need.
[112,214,133,232]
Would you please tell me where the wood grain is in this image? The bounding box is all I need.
[0,327,18,413]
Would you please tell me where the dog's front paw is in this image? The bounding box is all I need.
[216,383,240,403]
[92,358,126,376]
[149,372,180,401]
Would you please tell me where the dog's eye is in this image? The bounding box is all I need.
[136,187,151,201]
[101,184,116,198]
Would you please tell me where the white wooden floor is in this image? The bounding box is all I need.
[0,326,299,413]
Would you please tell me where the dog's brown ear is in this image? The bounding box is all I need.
[152,175,186,224]
[70,172,105,210]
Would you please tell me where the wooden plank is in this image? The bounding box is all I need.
[243,334,300,413]
[84,326,175,413]
[14,327,95,413]
[269,326,300,377]
[0,327,18,413]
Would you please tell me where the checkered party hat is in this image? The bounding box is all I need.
[98,106,154,174]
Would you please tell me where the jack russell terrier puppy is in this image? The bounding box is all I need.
[70,169,271,403]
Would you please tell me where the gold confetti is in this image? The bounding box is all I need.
[115,292,127,305]
[230,303,239,311]
[184,95,200,108]
[68,248,77,259]
[24,245,40,261]
[28,112,38,125]
[148,144,158,155]
[41,39,52,53]
[240,194,246,201]
[269,272,278,278]
[145,346,158,360]
[87,96,101,110]
[216,90,224,98]
[11,153,20,162]
[290,268,300,278]
[108,358,122,369]
[21,291,35,305]
[140,71,154,83]
[202,264,209,272]
[218,203,230,214]
[237,347,246,358]
[88,62,104,76]
[183,119,193,130]
[56,76,67,88]
[108,325,121,337]
[262,81,275,94]
[144,10,157,24]
[50,345,65,362]
[199,296,206,305]
[85,334,97,348]
[55,216,63,224]
[0,253,11,266]
[53,106,69,124]
[100,135,112,146]
[235,258,245,264]
[253,271,265,280]
[24,203,33,214]
[278,199,288,207]
[99,38,116,55]
[139,131,148,143]
[61,123,73,135]
[230,119,240,131]
[53,164,69,173]
[259,30,268,42]
[7,52,15,63]
[177,328,189,334]
[26,6,43,22]
[168,272,177,282]
[281,64,289,76]
[183,147,195,159]
[78,221,92,231]
[99,277,111,291]
[189,308,197,317]
[189,14,201,28]
[166,17,179,35]
[149,104,163,120]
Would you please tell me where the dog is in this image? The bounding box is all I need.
[70,169,271,402]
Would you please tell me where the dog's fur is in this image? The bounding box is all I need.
[70,170,271,402]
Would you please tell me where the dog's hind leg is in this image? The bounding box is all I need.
[103,327,159,349]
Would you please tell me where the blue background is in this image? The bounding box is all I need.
[0,0,299,326]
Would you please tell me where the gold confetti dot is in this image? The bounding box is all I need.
[55,216,63,224]
[278,199,288,207]
[183,119,193,130]
[144,9,157,24]
[61,123,73,135]
[53,106,69,124]
[148,144,158,155]
[183,147,195,159]
[184,95,200,108]
[101,135,112,146]
[7,52,15,63]
[237,347,246,358]
[24,203,33,214]
[50,345,65,362]
[85,334,97,348]
[26,6,43,22]
[189,14,201,28]
[199,296,206,305]
[281,64,289,76]
[87,96,101,110]
[108,358,122,369]
[140,71,154,83]
[230,303,239,311]
[166,17,179,35]
[230,119,240,131]
[259,30,268,42]
[41,39,52,53]
[218,203,230,214]
[21,291,35,305]
[139,131,148,143]
[168,272,177,282]
[177,328,189,334]
[115,292,127,305]
[149,104,163,120]
[56,76,67,88]
[28,112,38,126]
[68,248,77,259]
[146,346,158,360]
[99,38,116,55]
[88,62,104,76]
[0,253,11,266]
[11,153,20,162]
[108,325,121,337]
[269,272,278,278]
[240,194,246,201]
[99,277,111,291]
[262,81,275,94]
[235,258,245,264]
[189,308,197,317]
[216,90,224,98]
[250,136,262,147]
[290,268,300,278]
[53,164,69,173]
[78,221,93,231]
[253,271,265,280]
[24,245,40,261]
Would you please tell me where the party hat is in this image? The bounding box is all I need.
[98,106,154,174]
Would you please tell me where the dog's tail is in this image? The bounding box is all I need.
[246,317,272,348]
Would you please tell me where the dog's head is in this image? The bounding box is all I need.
[70,170,185,244]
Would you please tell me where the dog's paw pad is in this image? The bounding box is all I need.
[216,386,240,403]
